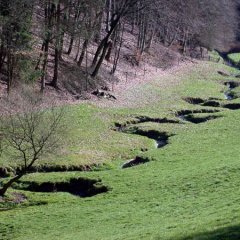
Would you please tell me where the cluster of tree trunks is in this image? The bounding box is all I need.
[0,0,240,93]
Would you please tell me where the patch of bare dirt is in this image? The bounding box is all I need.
[0,192,27,205]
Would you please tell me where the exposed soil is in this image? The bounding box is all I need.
[11,193,27,204]
[184,97,221,107]
[0,163,102,178]
[182,78,240,120]
[184,90,240,108]
[183,115,221,124]
[209,97,222,101]
[15,177,109,198]
[202,100,221,107]
[115,106,221,169]
[0,192,27,206]
[125,127,170,149]
[224,81,240,89]
[184,97,205,105]
[114,115,175,168]
[184,79,240,106]
[235,74,240,78]
[218,70,231,77]
[176,109,220,116]
[0,167,12,178]
[134,116,181,124]
[113,116,181,132]
[122,156,150,169]
[223,103,240,110]
[176,109,221,124]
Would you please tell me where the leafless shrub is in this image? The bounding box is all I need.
[0,87,65,196]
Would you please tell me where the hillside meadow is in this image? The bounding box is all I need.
[1,60,240,240]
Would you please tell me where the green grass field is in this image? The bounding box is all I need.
[1,61,240,240]
[229,53,240,64]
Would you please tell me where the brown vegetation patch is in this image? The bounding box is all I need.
[184,97,205,105]
[218,70,231,77]
[0,192,27,206]
[122,156,150,169]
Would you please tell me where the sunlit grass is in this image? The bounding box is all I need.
[1,61,240,240]
[229,53,240,64]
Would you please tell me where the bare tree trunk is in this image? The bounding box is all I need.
[67,0,81,55]
[0,174,23,197]
[167,27,179,48]
[78,39,88,67]
[182,28,189,55]
[0,44,6,73]
[131,11,136,34]
[163,23,169,46]
[91,15,120,68]
[41,40,49,92]
[105,40,113,62]
[51,3,61,88]
[58,31,65,61]
[145,26,155,51]
[67,37,74,55]
[85,45,89,91]
[137,13,147,56]
[93,10,104,43]
[91,41,111,78]
[52,47,59,88]
[111,23,124,75]
[0,156,38,196]
[105,0,112,32]
[91,37,107,68]
[41,0,54,91]
[74,38,81,61]
[7,51,14,94]
[35,42,45,70]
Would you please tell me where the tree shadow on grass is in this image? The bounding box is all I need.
[178,225,240,240]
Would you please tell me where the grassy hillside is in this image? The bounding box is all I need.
[1,61,240,240]
[229,53,240,64]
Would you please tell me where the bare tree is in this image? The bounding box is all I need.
[0,88,64,196]
[91,0,142,78]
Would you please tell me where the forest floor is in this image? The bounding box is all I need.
[92,60,195,108]
[1,57,240,240]
[42,40,186,105]
[1,25,187,104]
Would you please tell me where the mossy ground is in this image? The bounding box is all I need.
[1,60,240,240]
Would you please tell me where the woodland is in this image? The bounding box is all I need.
[0,0,239,94]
